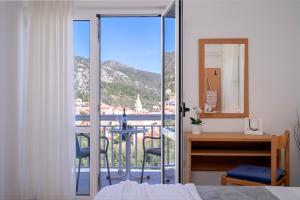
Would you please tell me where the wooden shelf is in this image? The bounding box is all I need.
[191,156,270,171]
[184,132,275,183]
[191,149,271,157]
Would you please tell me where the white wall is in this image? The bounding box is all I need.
[183,0,300,186]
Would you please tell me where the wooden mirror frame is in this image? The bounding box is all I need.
[199,38,249,118]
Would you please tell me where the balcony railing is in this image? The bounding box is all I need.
[75,114,175,123]
[76,114,175,170]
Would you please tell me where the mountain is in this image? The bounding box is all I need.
[164,52,176,100]
[100,60,161,110]
[75,54,173,111]
[74,56,90,102]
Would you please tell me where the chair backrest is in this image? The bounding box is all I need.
[276,130,290,171]
[100,136,109,153]
[271,130,290,185]
[276,130,289,150]
[280,131,290,180]
[76,133,80,158]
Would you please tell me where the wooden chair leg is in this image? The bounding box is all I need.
[285,178,289,186]
[221,175,227,186]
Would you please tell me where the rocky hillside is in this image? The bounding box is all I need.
[75,52,175,111]
[100,60,161,110]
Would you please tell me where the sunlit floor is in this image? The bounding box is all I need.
[77,170,174,196]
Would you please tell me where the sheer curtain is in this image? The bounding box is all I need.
[18,1,75,199]
[0,2,25,199]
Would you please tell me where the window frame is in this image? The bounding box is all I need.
[74,12,100,199]
[73,3,180,196]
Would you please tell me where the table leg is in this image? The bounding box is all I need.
[125,133,131,180]
[110,133,127,180]
[118,133,122,174]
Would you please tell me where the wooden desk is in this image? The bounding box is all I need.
[184,132,275,183]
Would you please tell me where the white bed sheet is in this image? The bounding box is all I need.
[94,181,202,200]
[266,186,300,200]
[94,181,300,200]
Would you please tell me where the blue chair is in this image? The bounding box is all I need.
[221,131,290,186]
[76,133,111,193]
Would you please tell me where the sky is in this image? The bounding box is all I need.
[73,20,90,58]
[73,17,175,74]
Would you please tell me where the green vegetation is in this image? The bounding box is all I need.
[101,82,160,111]
[75,53,175,112]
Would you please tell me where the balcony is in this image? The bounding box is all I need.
[76,114,175,195]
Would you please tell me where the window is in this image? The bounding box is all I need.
[74,20,91,195]
[74,20,90,127]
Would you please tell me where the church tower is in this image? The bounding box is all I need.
[135,93,143,114]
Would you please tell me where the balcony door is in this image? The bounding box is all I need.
[161,0,183,184]
[98,16,163,189]
[74,0,183,197]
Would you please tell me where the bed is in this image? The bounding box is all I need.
[93,181,300,200]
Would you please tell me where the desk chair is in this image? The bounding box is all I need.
[221,131,290,186]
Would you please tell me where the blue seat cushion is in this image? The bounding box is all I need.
[227,164,285,184]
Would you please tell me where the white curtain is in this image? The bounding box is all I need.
[0,2,25,199]
[18,1,75,199]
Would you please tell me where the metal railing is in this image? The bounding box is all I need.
[76,114,175,170]
[75,114,175,122]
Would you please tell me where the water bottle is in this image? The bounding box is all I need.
[121,108,127,130]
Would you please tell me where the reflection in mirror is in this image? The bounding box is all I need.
[204,44,244,113]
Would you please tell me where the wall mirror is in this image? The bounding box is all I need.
[199,38,249,118]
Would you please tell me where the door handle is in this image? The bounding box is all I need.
[180,102,190,117]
